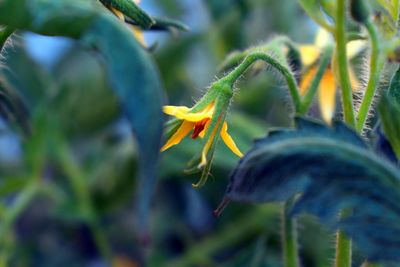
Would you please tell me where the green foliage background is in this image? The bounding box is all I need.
[0,0,394,266]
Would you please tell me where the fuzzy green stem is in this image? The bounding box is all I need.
[222,52,302,112]
[335,230,352,267]
[356,20,383,132]
[299,46,333,114]
[282,198,299,267]
[335,0,354,265]
[335,210,352,267]
[336,0,356,127]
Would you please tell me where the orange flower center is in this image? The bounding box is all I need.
[191,118,209,139]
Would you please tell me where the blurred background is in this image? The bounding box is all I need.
[0,0,369,266]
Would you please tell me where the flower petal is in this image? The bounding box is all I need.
[163,104,214,122]
[132,26,146,45]
[299,66,318,96]
[318,69,336,123]
[110,7,125,20]
[161,120,194,151]
[163,105,191,115]
[347,40,366,59]
[198,119,211,138]
[220,122,243,157]
[299,45,321,66]
[315,28,332,48]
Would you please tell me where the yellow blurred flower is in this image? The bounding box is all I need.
[161,102,243,168]
[106,0,146,45]
[298,29,365,123]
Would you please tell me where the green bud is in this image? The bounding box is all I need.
[350,0,371,24]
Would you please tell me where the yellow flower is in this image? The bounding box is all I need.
[298,29,365,123]
[161,102,243,168]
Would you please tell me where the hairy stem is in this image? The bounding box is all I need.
[356,20,383,132]
[336,0,356,127]
[335,210,352,267]
[282,198,299,267]
[223,52,302,112]
[335,0,354,265]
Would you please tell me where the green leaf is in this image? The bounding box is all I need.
[378,65,400,160]
[377,0,399,22]
[0,0,164,234]
[388,65,400,105]
[298,0,334,32]
[53,46,120,135]
[222,117,400,261]
[378,95,400,160]
[82,15,163,232]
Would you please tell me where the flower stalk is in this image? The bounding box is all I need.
[334,0,354,265]
[222,51,301,112]
[336,0,356,127]
[282,197,299,267]
[356,20,383,132]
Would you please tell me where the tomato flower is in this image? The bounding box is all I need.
[298,29,365,123]
[161,81,243,187]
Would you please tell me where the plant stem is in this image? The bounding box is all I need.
[335,210,352,267]
[336,0,356,127]
[55,141,112,263]
[335,1,354,265]
[299,46,333,114]
[282,198,299,267]
[335,230,352,267]
[223,51,302,112]
[356,20,383,132]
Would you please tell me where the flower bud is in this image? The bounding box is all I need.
[350,0,371,24]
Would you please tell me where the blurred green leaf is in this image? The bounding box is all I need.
[82,14,163,233]
[0,0,164,236]
[378,95,400,160]
[378,65,400,160]
[298,0,334,32]
[388,65,400,105]
[53,47,119,135]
